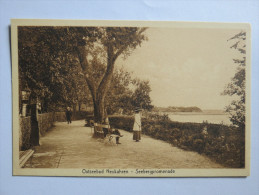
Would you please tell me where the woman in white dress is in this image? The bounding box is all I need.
[133,109,142,142]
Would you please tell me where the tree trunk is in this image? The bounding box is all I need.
[78,102,81,111]
[92,54,115,122]
[93,96,105,124]
[77,44,116,127]
[72,104,76,120]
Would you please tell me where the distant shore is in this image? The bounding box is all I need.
[160,110,228,115]
[153,106,202,113]
[153,106,228,115]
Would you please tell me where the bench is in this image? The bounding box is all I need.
[92,123,122,145]
[19,149,34,168]
[93,123,105,138]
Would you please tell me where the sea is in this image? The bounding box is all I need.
[166,111,231,125]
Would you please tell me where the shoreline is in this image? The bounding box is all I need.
[165,112,229,116]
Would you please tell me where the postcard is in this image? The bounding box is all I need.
[12,19,250,177]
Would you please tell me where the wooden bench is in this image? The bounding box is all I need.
[19,149,34,168]
[92,123,122,145]
[93,123,105,138]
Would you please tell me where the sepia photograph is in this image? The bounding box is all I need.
[12,19,250,177]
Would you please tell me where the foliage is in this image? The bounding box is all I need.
[18,26,148,123]
[222,31,246,130]
[131,79,154,111]
[76,27,148,123]
[105,68,154,115]
[105,68,134,114]
[109,115,134,132]
[145,112,170,122]
[18,27,91,112]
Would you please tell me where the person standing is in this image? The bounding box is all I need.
[133,108,142,142]
[66,107,72,124]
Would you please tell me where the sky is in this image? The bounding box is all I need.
[116,27,244,110]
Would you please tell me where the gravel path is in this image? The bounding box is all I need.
[24,120,223,169]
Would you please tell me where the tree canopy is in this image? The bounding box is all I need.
[222,31,246,129]
[18,27,92,112]
[76,27,148,122]
[106,68,154,115]
[18,26,150,123]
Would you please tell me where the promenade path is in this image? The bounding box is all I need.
[24,120,223,168]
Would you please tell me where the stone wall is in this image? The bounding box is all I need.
[19,117,31,150]
[38,112,55,136]
[19,111,89,150]
[54,112,66,122]
[19,112,56,150]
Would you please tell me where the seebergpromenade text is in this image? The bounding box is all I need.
[82,169,176,176]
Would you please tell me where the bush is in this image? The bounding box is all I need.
[109,116,134,132]
[73,111,93,120]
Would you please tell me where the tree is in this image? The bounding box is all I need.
[105,68,154,115]
[76,27,148,122]
[131,79,154,111]
[18,27,85,112]
[19,26,148,124]
[105,68,134,114]
[222,31,246,130]
[18,27,96,145]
